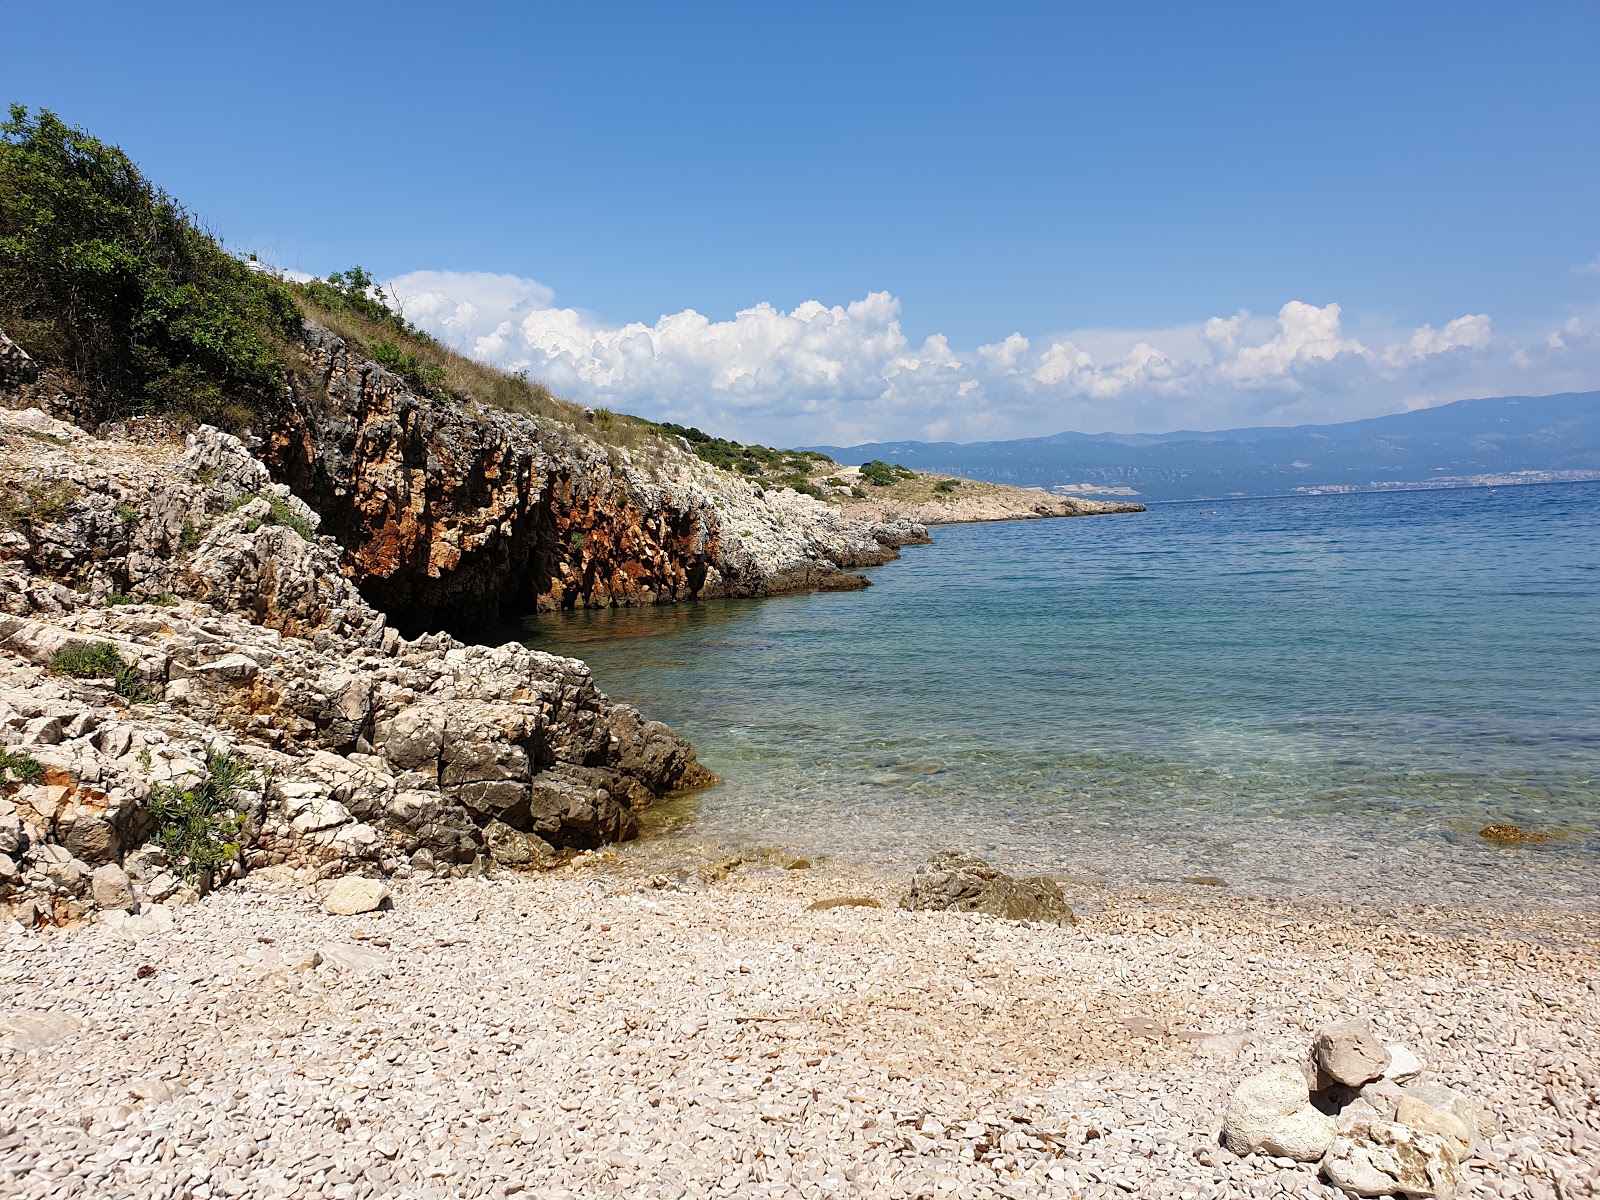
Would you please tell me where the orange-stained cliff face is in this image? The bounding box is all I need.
[265,323,914,636]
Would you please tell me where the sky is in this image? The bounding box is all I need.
[3,0,1598,445]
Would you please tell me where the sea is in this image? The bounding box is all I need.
[519,481,1600,910]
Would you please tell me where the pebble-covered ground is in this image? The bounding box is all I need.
[3,857,1597,1199]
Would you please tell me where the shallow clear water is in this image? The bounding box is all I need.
[517,482,1600,908]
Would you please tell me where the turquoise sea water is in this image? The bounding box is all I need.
[520,482,1600,908]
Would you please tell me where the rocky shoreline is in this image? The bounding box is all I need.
[3,854,1595,1199]
[0,405,713,928]
[5,324,930,635]
[835,487,1145,526]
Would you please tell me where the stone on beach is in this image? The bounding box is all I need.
[1315,1019,1391,1087]
[1320,1117,1459,1198]
[1222,1063,1337,1162]
[898,852,1075,925]
[322,877,390,915]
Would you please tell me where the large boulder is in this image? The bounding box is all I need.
[899,853,1075,925]
[1222,1064,1337,1163]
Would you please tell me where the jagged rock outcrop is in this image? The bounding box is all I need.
[0,405,713,928]
[266,321,926,633]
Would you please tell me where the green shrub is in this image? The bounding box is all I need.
[0,748,45,785]
[115,502,139,523]
[47,641,156,701]
[235,493,313,540]
[105,591,177,607]
[146,745,254,880]
[850,485,867,498]
[933,478,961,493]
[823,476,845,487]
[860,460,916,487]
[178,520,203,551]
[0,106,300,429]
[0,480,78,529]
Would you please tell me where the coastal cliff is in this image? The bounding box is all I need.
[0,403,713,927]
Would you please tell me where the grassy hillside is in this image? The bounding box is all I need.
[0,106,919,498]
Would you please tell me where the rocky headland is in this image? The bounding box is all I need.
[810,461,1146,526]
[0,401,717,926]
[6,323,929,635]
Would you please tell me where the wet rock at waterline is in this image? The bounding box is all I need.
[899,852,1075,925]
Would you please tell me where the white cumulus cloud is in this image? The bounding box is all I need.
[381,270,1597,443]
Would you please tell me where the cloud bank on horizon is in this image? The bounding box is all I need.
[386,269,1600,447]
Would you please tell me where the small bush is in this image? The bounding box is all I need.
[232,492,313,540]
[146,745,254,880]
[850,485,867,498]
[47,641,156,701]
[105,591,176,607]
[569,530,586,548]
[0,748,45,785]
[933,478,961,493]
[860,460,916,487]
[115,502,139,523]
[178,520,203,551]
[823,476,845,487]
[0,480,78,529]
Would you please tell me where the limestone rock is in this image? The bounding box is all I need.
[482,820,554,867]
[1394,1094,1474,1157]
[322,877,391,916]
[899,853,1075,925]
[89,864,136,912]
[1382,1043,1425,1084]
[1399,1083,1486,1142]
[1222,1064,1338,1162]
[1357,1079,1406,1121]
[0,401,720,919]
[1320,1117,1458,1198]
[1315,1019,1391,1087]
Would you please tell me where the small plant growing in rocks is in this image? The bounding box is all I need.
[232,492,314,540]
[0,479,78,529]
[47,641,156,702]
[933,478,961,493]
[0,747,45,785]
[146,746,255,881]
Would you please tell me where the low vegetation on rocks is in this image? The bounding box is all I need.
[145,745,254,881]
[46,641,154,702]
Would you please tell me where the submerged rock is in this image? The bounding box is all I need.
[899,853,1075,925]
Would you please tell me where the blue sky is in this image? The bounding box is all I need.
[4,1,1598,443]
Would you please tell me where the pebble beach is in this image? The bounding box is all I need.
[4,854,1597,1200]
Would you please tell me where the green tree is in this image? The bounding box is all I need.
[0,105,299,427]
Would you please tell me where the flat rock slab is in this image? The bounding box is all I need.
[1,1011,85,1050]
[1315,1018,1391,1086]
[321,877,391,916]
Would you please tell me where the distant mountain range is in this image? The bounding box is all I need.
[808,390,1600,502]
